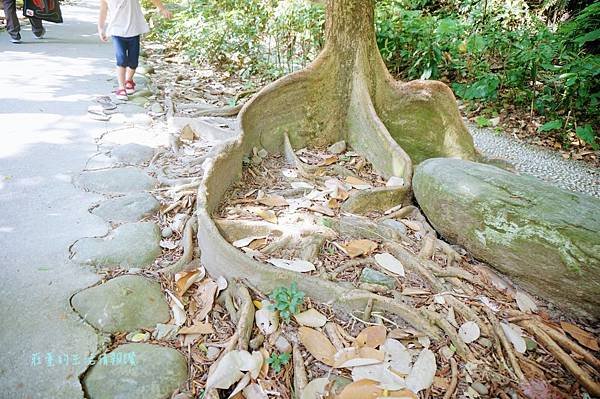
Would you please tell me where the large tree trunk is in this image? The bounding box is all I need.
[196,0,476,336]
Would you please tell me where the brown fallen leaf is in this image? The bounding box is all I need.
[319,155,339,166]
[355,325,387,348]
[195,279,219,320]
[178,322,215,335]
[560,322,599,351]
[345,176,372,189]
[341,239,378,258]
[175,268,205,296]
[309,204,335,217]
[333,347,385,368]
[331,186,350,201]
[258,194,288,207]
[327,198,341,209]
[299,327,337,366]
[337,380,416,399]
[400,219,421,231]
[248,237,268,250]
[255,209,278,224]
[337,379,381,399]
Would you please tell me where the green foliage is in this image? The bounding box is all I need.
[266,352,290,373]
[269,282,304,321]
[539,120,563,132]
[475,116,492,128]
[149,0,598,148]
[576,125,598,150]
[147,0,324,78]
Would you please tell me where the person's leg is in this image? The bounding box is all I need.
[112,36,128,98]
[29,17,45,38]
[2,0,21,40]
[125,36,140,93]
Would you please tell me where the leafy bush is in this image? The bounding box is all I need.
[148,0,598,147]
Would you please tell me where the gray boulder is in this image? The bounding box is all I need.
[92,193,159,223]
[83,343,187,399]
[72,275,170,333]
[71,222,161,269]
[413,158,600,319]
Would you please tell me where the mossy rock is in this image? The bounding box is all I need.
[413,158,600,319]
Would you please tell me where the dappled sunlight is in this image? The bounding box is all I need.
[0,113,75,158]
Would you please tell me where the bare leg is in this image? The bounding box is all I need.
[126,67,136,82]
[116,66,126,89]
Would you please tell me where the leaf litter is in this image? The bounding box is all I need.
[89,41,600,399]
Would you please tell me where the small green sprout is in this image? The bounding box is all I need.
[269,282,305,321]
[266,352,290,373]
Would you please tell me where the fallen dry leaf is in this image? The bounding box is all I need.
[267,258,316,273]
[255,209,278,224]
[195,279,219,320]
[337,379,382,399]
[299,327,337,366]
[374,252,405,277]
[406,348,436,394]
[382,338,412,374]
[342,239,378,258]
[345,176,372,190]
[229,373,251,399]
[301,378,330,399]
[175,268,205,296]
[458,321,481,344]
[178,322,214,335]
[309,204,336,217]
[258,194,288,207]
[355,325,387,348]
[351,364,405,390]
[166,290,186,326]
[243,383,269,399]
[294,308,327,328]
[319,155,339,166]
[400,219,421,232]
[333,347,385,368]
[560,321,599,351]
[331,186,350,201]
[501,322,527,353]
[232,236,266,248]
[255,301,279,335]
[205,350,250,390]
[516,290,538,313]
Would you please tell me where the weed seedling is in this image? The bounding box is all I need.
[269,282,305,321]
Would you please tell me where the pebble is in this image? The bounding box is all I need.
[328,140,347,154]
[275,335,292,353]
[470,125,600,198]
[471,381,489,396]
[206,346,221,361]
[150,102,164,114]
[161,227,173,238]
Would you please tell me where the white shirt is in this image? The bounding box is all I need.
[106,0,150,38]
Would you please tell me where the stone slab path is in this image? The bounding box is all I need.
[0,2,177,397]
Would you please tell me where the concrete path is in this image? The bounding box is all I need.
[0,3,149,397]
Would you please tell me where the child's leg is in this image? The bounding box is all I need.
[112,36,128,89]
[125,36,141,81]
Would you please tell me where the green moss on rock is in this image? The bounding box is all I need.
[413,158,600,319]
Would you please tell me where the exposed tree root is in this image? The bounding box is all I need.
[158,216,197,275]
[293,343,308,397]
[234,284,255,351]
[520,320,600,396]
[534,322,600,370]
[443,358,459,399]
[484,308,525,381]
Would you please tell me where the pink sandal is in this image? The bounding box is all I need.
[115,88,128,101]
[125,80,136,95]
